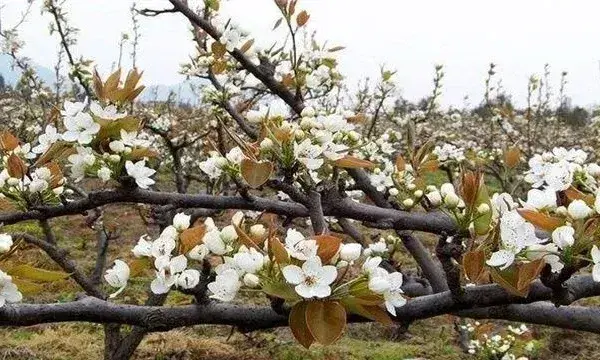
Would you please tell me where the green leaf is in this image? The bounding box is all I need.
[95,117,141,142]
[11,277,43,295]
[8,265,70,282]
[340,297,393,325]
[262,280,299,302]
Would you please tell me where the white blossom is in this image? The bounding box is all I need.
[207,268,241,301]
[284,228,318,260]
[62,112,100,145]
[552,225,575,249]
[104,260,130,298]
[125,160,156,189]
[567,200,594,220]
[0,234,13,253]
[0,270,22,307]
[172,213,191,231]
[282,256,337,299]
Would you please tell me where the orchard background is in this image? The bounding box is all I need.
[0,1,600,359]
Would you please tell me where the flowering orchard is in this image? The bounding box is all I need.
[1,0,600,359]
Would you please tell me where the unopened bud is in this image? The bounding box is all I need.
[444,193,460,208]
[477,203,490,214]
[243,273,260,288]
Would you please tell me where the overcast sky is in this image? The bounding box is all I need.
[3,0,600,107]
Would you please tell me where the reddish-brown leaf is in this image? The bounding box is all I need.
[296,10,310,26]
[0,131,19,151]
[504,146,521,169]
[313,235,342,263]
[289,301,314,348]
[240,158,273,188]
[517,209,565,231]
[305,300,346,345]
[268,236,289,263]
[334,155,376,170]
[179,225,206,254]
[7,154,27,178]
[463,250,486,283]
[233,223,261,250]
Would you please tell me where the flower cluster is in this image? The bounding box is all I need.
[105,213,202,297]
[463,321,535,360]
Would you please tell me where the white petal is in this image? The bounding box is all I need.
[385,300,397,316]
[592,245,600,264]
[311,284,332,298]
[170,255,188,273]
[318,265,338,285]
[302,256,323,277]
[150,277,171,294]
[295,283,315,298]
[594,264,600,282]
[486,250,515,270]
[282,265,304,285]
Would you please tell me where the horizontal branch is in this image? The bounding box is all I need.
[0,188,456,234]
[458,302,600,334]
[1,276,599,333]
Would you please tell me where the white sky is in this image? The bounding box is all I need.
[3,0,600,107]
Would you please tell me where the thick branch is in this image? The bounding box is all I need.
[0,189,456,235]
[457,302,600,334]
[397,231,448,293]
[2,276,600,332]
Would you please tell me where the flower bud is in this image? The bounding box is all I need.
[336,260,349,268]
[348,131,360,141]
[477,203,490,214]
[301,106,316,118]
[426,191,442,207]
[7,177,19,186]
[173,212,191,231]
[231,211,244,226]
[260,138,274,150]
[250,224,267,239]
[426,185,437,193]
[444,193,460,208]
[109,140,125,153]
[389,188,399,196]
[440,183,455,198]
[402,198,414,208]
[413,190,423,198]
[407,183,416,190]
[221,225,238,242]
[243,273,260,288]
[556,206,568,216]
[339,243,362,262]
[568,199,593,220]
